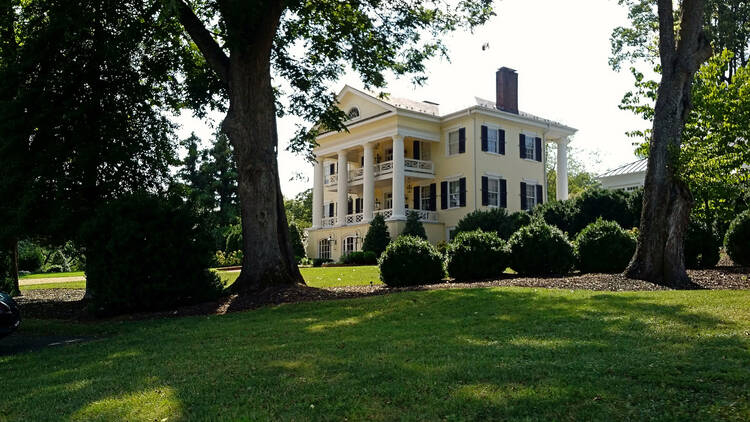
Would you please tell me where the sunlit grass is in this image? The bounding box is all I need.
[20,281,87,291]
[2,288,750,421]
[217,265,382,288]
[20,271,85,280]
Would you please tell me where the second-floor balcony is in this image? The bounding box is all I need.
[320,208,438,228]
[325,158,434,186]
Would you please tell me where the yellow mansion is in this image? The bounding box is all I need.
[305,67,576,261]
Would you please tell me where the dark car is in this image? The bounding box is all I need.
[0,292,20,339]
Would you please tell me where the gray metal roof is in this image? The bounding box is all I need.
[599,158,648,178]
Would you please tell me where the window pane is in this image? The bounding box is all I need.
[449,131,459,155]
[488,178,499,193]
[488,129,498,153]
[525,137,534,159]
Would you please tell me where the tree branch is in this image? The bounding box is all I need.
[172,0,230,83]
[676,0,713,72]
[657,0,676,71]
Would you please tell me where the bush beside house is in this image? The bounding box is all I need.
[379,236,444,287]
[684,219,721,269]
[725,210,750,266]
[402,211,427,239]
[575,219,636,273]
[508,222,575,275]
[362,214,391,257]
[446,230,508,281]
[455,208,530,240]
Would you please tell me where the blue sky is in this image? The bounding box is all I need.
[177,0,651,198]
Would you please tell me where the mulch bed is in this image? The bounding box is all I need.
[13,266,750,321]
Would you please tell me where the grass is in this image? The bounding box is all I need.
[218,265,382,288]
[2,287,750,421]
[19,271,85,280]
[20,281,87,291]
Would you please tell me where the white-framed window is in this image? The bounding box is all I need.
[448,130,460,155]
[420,185,431,210]
[420,143,431,161]
[487,127,499,153]
[448,179,461,208]
[384,192,393,209]
[524,135,536,160]
[525,183,538,210]
[487,177,500,207]
[385,148,393,161]
[344,236,357,254]
[347,107,360,119]
[318,239,331,260]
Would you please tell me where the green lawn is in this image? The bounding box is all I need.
[20,281,87,290]
[19,271,85,280]
[2,288,750,421]
[218,265,382,288]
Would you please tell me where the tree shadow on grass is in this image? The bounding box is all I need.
[2,288,750,421]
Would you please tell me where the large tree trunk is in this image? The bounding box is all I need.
[220,11,304,293]
[10,240,20,296]
[625,0,712,287]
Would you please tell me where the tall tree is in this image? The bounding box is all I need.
[624,0,712,285]
[168,0,494,292]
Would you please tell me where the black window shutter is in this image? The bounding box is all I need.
[330,163,336,174]
[481,125,488,152]
[536,184,544,205]
[519,134,526,158]
[459,178,467,207]
[413,141,420,160]
[535,137,542,162]
[440,181,448,209]
[500,179,507,208]
[429,183,437,211]
[481,176,489,206]
[329,203,334,217]
[520,182,527,210]
[499,130,506,155]
[347,198,353,215]
[356,198,362,214]
[458,128,466,154]
[360,156,364,166]
[413,186,420,210]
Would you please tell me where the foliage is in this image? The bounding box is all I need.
[340,251,378,266]
[312,258,333,268]
[545,144,602,201]
[0,249,17,295]
[362,214,391,257]
[508,222,576,275]
[575,219,637,273]
[288,222,306,262]
[17,240,43,272]
[533,200,578,236]
[571,188,637,235]
[724,210,750,266]
[83,192,223,316]
[446,230,509,281]
[285,189,313,229]
[225,224,243,253]
[455,208,530,241]
[684,218,721,269]
[402,211,427,240]
[379,236,444,287]
[214,250,243,267]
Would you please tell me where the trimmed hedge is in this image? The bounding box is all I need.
[533,200,577,236]
[362,214,391,257]
[725,210,750,266]
[402,211,427,239]
[508,222,575,275]
[379,236,444,287]
[83,192,224,316]
[575,219,636,273]
[341,251,377,265]
[446,230,509,281]
[455,208,531,240]
[685,219,721,269]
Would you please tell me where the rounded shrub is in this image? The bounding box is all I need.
[724,210,750,266]
[534,200,577,235]
[83,192,224,316]
[455,208,530,240]
[446,230,509,281]
[575,219,636,273]
[508,222,575,275]
[570,188,635,236]
[17,240,43,272]
[341,251,377,265]
[379,236,444,287]
[362,214,391,258]
[684,219,720,269]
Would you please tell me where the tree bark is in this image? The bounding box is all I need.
[625,0,712,287]
[10,240,19,296]
[174,0,304,292]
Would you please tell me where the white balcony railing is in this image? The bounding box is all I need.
[412,210,438,223]
[325,159,434,187]
[374,209,393,220]
[345,213,365,225]
[321,217,336,228]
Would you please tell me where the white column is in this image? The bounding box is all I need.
[556,137,569,201]
[390,135,406,220]
[336,151,349,227]
[312,158,324,229]
[363,143,375,222]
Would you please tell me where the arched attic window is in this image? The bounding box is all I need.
[347,107,360,119]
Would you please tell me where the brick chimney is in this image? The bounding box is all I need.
[495,67,518,114]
